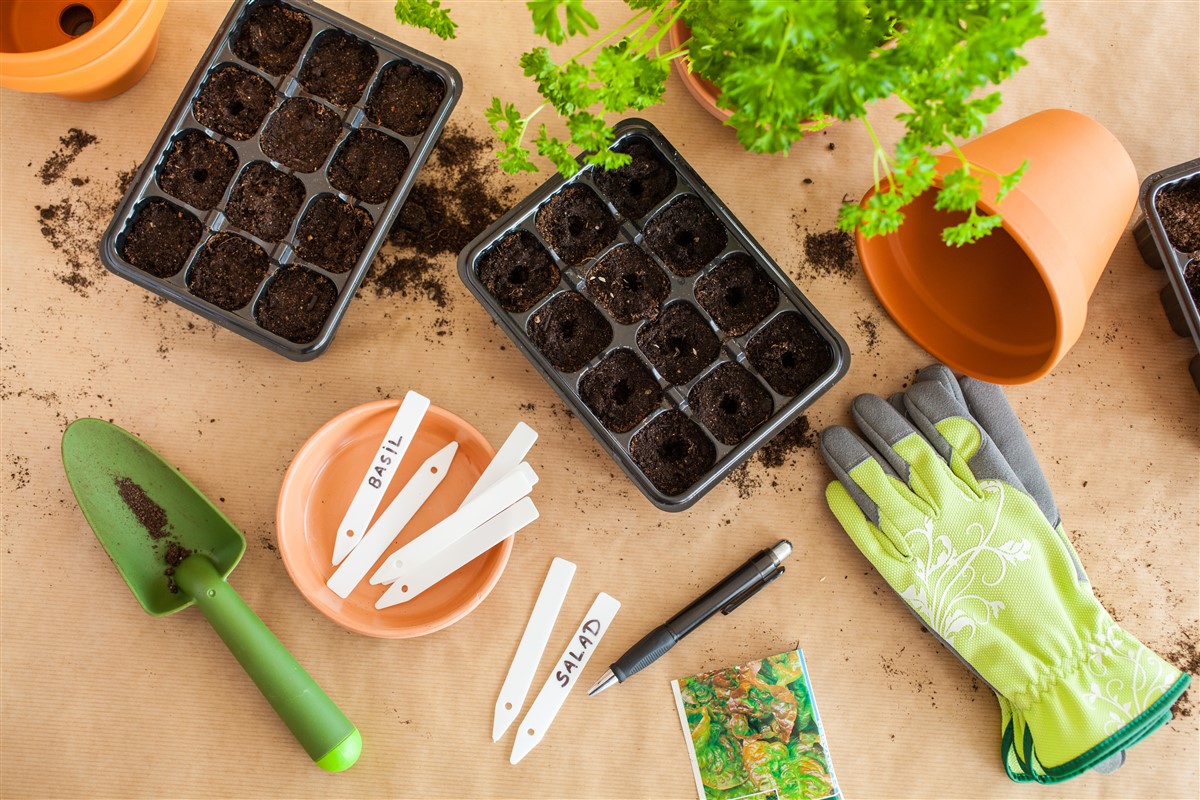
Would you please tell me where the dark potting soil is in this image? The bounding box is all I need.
[259,97,342,173]
[158,130,239,210]
[527,292,613,373]
[694,252,779,336]
[115,477,170,539]
[1155,180,1200,253]
[225,161,305,241]
[230,1,312,75]
[369,255,448,307]
[256,266,337,342]
[298,30,377,107]
[689,362,773,446]
[535,184,618,266]
[591,135,676,220]
[643,194,726,277]
[164,542,192,566]
[192,64,275,140]
[579,348,663,433]
[629,410,715,496]
[187,232,270,310]
[120,199,204,278]
[801,228,858,281]
[328,128,409,204]
[745,311,833,396]
[295,195,374,273]
[636,301,721,385]
[758,414,816,469]
[1183,260,1200,306]
[585,244,670,324]
[366,60,446,136]
[38,128,97,185]
[475,229,560,313]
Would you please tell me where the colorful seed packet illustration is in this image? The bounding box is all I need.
[671,649,840,800]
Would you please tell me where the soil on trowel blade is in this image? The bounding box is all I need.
[115,477,171,540]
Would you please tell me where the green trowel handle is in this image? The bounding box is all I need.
[174,555,361,772]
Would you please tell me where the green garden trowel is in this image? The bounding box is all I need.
[61,418,361,772]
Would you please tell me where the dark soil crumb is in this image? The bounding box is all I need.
[688,362,773,446]
[115,477,170,539]
[120,199,204,278]
[536,184,619,266]
[328,128,409,203]
[643,194,726,276]
[256,266,337,342]
[855,311,880,354]
[192,64,275,140]
[591,135,676,220]
[727,462,762,499]
[158,130,239,210]
[38,128,97,185]
[231,1,312,75]
[368,255,447,307]
[295,195,374,273]
[164,542,192,566]
[527,291,613,372]
[801,228,858,281]
[298,30,377,107]
[7,454,30,490]
[475,229,560,312]
[585,244,670,324]
[225,161,305,241]
[1164,627,1198,718]
[694,252,779,336]
[630,410,715,496]
[636,301,720,385]
[579,348,663,433]
[1184,261,1200,306]
[187,232,270,310]
[1156,180,1200,253]
[758,414,816,469]
[366,59,446,136]
[260,97,342,173]
[745,311,833,396]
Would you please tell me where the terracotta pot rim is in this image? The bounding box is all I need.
[666,18,734,122]
[0,0,166,76]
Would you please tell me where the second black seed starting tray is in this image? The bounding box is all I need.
[459,119,850,511]
[100,0,461,359]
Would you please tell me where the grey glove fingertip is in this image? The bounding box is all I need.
[887,392,907,416]
[851,394,917,481]
[914,364,967,406]
[819,425,894,526]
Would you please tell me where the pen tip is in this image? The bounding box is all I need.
[588,669,617,696]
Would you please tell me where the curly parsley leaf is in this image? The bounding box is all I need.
[394,0,457,39]
[528,0,599,45]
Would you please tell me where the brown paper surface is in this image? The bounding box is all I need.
[2,1,1197,797]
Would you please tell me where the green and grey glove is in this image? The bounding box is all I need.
[820,365,1190,784]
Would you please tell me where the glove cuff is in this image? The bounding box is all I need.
[999,623,1189,784]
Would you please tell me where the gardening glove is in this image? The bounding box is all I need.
[820,365,1190,784]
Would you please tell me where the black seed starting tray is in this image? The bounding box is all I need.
[459,119,850,511]
[1133,157,1200,392]
[100,0,461,360]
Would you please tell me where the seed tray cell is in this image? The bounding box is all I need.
[459,119,850,511]
[101,0,462,360]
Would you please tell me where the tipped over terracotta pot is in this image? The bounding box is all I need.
[666,19,731,122]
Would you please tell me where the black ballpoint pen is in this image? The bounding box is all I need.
[587,539,792,696]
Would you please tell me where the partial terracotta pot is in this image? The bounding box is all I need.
[666,19,731,122]
[0,0,167,101]
[856,109,1138,384]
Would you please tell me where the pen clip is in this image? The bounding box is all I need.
[720,566,784,615]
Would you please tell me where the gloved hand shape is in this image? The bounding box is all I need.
[820,365,1189,784]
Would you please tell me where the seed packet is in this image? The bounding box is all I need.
[671,649,840,800]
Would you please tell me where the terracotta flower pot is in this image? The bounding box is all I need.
[666,19,731,122]
[0,0,167,101]
[856,109,1138,384]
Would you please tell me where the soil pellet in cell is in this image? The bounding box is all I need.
[192,64,275,140]
[745,311,833,396]
[475,229,559,313]
[535,184,618,266]
[225,162,305,241]
[585,244,670,324]
[328,129,409,204]
[643,194,726,276]
[629,410,715,496]
[295,195,373,273]
[636,301,720,385]
[115,477,170,539]
[298,30,377,107]
[366,60,446,136]
[120,199,203,278]
[527,292,613,373]
[694,252,779,336]
[688,362,773,445]
[256,266,337,342]
[230,1,311,76]
[579,349,662,433]
[1185,260,1200,306]
[259,97,342,173]
[157,130,238,210]
[591,136,676,220]
[187,232,270,310]
[1155,180,1200,253]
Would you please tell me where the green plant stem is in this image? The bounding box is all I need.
[639,0,689,56]
[573,7,650,61]
[860,115,896,193]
